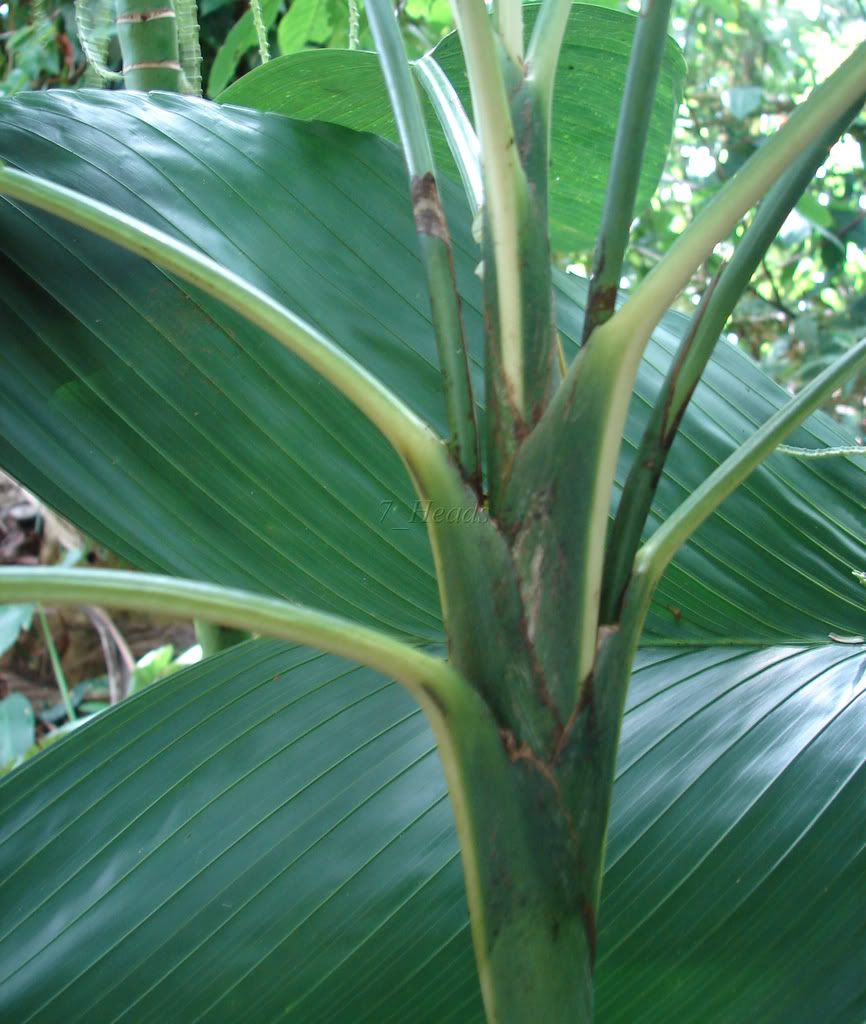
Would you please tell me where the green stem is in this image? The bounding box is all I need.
[367,0,481,486]
[366,0,436,180]
[581,0,674,343]
[525,0,571,140]
[778,444,866,458]
[601,97,864,622]
[36,605,76,722]
[249,0,270,63]
[635,336,866,588]
[612,40,866,348]
[347,0,360,49]
[413,55,483,215]
[435,678,596,1022]
[115,0,184,92]
[0,162,440,474]
[451,0,527,413]
[0,569,463,712]
[174,0,202,94]
[601,264,725,622]
[493,0,523,64]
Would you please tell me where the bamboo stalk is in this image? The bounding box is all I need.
[115,0,183,92]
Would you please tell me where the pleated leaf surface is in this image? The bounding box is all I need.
[1,91,864,646]
[0,639,862,1022]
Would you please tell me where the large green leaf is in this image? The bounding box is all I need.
[0,90,445,641]
[599,642,866,1022]
[1,91,865,645]
[0,638,863,1020]
[218,4,686,253]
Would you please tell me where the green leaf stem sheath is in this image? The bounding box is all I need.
[635,336,866,591]
[581,0,674,342]
[366,0,481,486]
[450,0,526,414]
[601,96,865,622]
[0,569,463,716]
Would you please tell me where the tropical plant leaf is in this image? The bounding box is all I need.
[0,90,444,641]
[580,280,866,646]
[0,639,480,1023]
[597,641,866,1023]
[1,90,865,644]
[218,3,687,252]
[0,638,863,1021]
[276,0,330,54]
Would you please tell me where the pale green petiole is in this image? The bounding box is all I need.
[612,41,866,349]
[525,0,572,142]
[366,0,435,179]
[581,0,674,342]
[451,0,527,412]
[635,336,866,587]
[366,0,481,484]
[0,568,467,713]
[493,0,523,64]
[414,55,483,216]
[0,163,440,474]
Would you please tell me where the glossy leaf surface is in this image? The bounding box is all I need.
[0,639,863,1021]
[1,91,864,645]
[0,90,444,640]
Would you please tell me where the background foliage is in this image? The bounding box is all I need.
[0,1,865,1019]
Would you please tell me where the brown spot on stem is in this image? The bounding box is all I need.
[411,172,450,243]
[498,727,560,793]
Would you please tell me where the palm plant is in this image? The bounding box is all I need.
[0,0,864,1020]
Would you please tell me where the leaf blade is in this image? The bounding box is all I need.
[0,639,863,1020]
[1,91,865,643]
